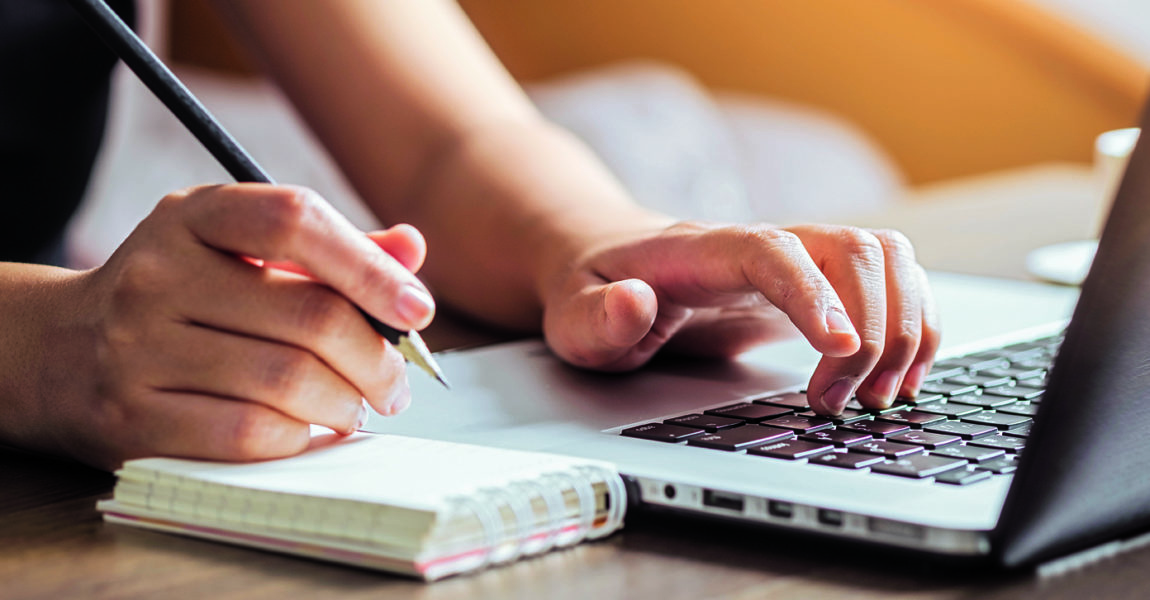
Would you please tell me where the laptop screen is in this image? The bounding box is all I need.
[995,97,1150,567]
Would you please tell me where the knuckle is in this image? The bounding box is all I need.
[228,409,283,460]
[352,253,404,302]
[256,347,312,399]
[664,220,713,237]
[259,187,319,248]
[154,191,186,214]
[834,227,884,269]
[871,228,917,261]
[293,285,352,337]
[742,226,802,251]
[154,185,211,216]
[109,251,170,308]
[856,337,886,366]
[886,321,921,360]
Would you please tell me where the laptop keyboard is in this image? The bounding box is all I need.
[619,334,1062,486]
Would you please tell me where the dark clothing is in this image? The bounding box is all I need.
[0,0,135,265]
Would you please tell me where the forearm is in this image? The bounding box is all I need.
[402,120,671,328]
[218,0,669,329]
[0,264,92,457]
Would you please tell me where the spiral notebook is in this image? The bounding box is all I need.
[96,431,627,581]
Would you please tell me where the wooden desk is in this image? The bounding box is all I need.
[8,441,1150,599]
[5,165,1147,599]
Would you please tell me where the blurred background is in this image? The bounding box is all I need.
[70,0,1150,282]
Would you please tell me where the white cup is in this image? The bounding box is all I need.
[1027,127,1140,285]
[1094,127,1140,234]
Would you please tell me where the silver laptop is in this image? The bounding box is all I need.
[367,102,1150,569]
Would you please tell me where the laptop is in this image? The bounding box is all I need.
[366,102,1150,570]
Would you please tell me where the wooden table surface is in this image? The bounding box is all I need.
[6,165,1146,599]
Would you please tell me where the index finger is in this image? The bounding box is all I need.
[632,224,862,357]
[174,184,435,332]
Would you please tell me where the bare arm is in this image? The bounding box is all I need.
[215,0,665,327]
[217,0,940,414]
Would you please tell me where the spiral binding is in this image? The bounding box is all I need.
[444,463,627,574]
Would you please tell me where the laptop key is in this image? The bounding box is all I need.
[1012,358,1053,371]
[915,402,984,418]
[901,393,946,407]
[839,420,911,438]
[889,431,962,449]
[945,356,1011,371]
[808,451,885,470]
[871,454,968,479]
[947,393,1017,409]
[978,366,1046,382]
[982,385,1044,401]
[934,467,993,486]
[1003,423,1033,438]
[747,438,835,460]
[622,423,704,442]
[967,434,1028,453]
[762,415,835,434]
[976,456,1020,474]
[876,410,948,428]
[924,421,998,440]
[665,413,744,432]
[945,373,1014,388]
[961,412,1033,430]
[752,392,810,410]
[686,425,794,451]
[798,409,872,425]
[852,439,924,458]
[924,364,966,381]
[929,444,1006,463]
[799,428,873,447]
[919,382,980,397]
[703,403,793,423]
[844,400,905,415]
[997,402,1040,417]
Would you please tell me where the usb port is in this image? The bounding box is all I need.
[767,500,794,519]
[702,489,744,512]
[818,509,844,527]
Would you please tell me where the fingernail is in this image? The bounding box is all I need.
[820,378,855,415]
[825,308,855,336]
[384,374,412,416]
[354,400,369,432]
[396,285,434,328]
[871,370,901,408]
[392,385,412,415]
[902,362,928,396]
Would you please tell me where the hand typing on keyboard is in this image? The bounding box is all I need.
[540,221,940,415]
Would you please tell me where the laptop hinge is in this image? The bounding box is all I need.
[1037,529,1150,578]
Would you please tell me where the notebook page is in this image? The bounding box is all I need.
[119,433,617,513]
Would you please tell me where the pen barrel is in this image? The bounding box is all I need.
[358,308,403,346]
[65,0,273,185]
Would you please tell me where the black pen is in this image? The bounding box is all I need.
[67,0,449,388]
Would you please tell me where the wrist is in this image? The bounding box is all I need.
[0,264,96,458]
[397,117,673,330]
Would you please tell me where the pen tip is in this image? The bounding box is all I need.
[435,373,452,390]
[394,330,451,391]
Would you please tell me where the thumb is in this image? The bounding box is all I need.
[545,277,658,371]
[367,224,427,273]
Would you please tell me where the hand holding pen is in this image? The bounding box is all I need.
[45,0,449,469]
[52,184,427,469]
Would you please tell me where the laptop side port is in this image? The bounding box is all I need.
[702,489,745,512]
[767,500,794,519]
[817,508,844,527]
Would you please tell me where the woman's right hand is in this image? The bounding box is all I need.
[15,184,433,471]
